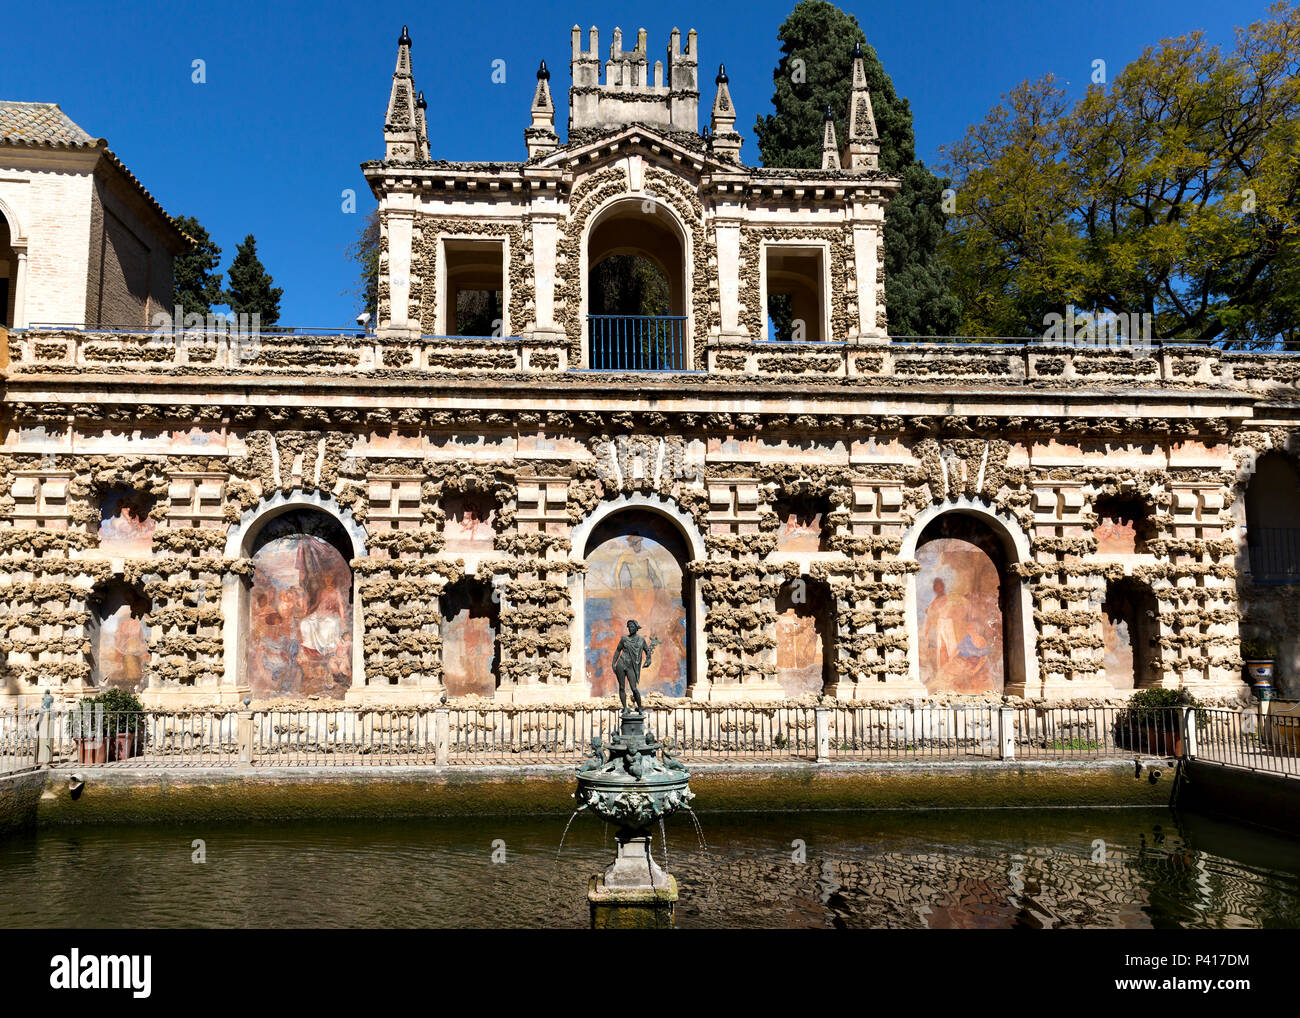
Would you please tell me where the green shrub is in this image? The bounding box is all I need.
[1117,687,1204,729]
[65,689,146,737]
[1241,635,1278,661]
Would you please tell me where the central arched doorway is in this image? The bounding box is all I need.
[581,508,692,698]
[584,198,688,370]
[246,508,355,700]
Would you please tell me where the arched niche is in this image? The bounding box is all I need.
[1245,451,1300,583]
[569,493,705,699]
[1094,494,1155,555]
[773,492,833,553]
[88,581,151,692]
[775,576,835,696]
[1101,577,1160,690]
[223,491,368,700]
[902,499,1037,696]
[98,486,157,556]
[440,577,500,697]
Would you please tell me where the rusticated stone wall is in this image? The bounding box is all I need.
[0,396,1261,708]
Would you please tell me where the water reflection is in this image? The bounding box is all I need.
[0,808,1295,929]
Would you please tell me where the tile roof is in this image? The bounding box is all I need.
[0,101,100,148]
[0,100,189,248]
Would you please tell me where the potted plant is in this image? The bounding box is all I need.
[66,698,108,764]
[97,688,146,761]
[1240,635,1278,702]
[1115,688,1198,757]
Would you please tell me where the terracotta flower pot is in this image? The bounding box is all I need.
[75,737,107,764]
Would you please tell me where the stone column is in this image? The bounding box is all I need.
[713,216,746,338]
[381,197,419,338]
[13,249,27,329]
[851,222,880,340]
[529,210,562,339]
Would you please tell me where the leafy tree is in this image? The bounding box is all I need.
[171,215,224,317]
[755,0,959,335]
[588,255,671,316]
[942,2,1300,346]
[225,234,283,327]
[347,208,380,321]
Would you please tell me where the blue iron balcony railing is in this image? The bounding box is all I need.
[588,314,686,371]
[1249,527,1300,584]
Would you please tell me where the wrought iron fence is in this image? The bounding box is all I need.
[827,705,999,760]
[0,710,39,775]
[1194,705,1300,777]
[4,703,1292,777]
[587,315,686,371]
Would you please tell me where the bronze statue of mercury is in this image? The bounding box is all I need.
[611,619,652,714]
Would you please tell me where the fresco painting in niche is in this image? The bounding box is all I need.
[1096,514,1138,555]
[444,493,496,554]
[585,512,688,698]
[775,504,825,553]
[248,512,353,699]
[1102,611,1136,690]
[99,488,155,556]
[93,585,150,692]
[775,581,828,695]
[440,580,498,697]
[917,528,1004,693]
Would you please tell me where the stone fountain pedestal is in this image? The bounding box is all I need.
[575,710,693,930]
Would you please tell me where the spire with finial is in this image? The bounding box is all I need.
[525,60,560,159]
[384,25,420,161]
[843,39,880,169]
[416,90,429,161]
[709,63,742,161]
[821,104,841,170]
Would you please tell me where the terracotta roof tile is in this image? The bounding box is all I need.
[0,101,100,148]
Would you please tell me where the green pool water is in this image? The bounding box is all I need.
[0,807,1296,928]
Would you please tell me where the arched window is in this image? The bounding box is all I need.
[0,211,15,329]
[442,490,497,554]
[775,576,835,696]
[246,509,354,699]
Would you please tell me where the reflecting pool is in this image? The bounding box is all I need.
[0,808,1296,928]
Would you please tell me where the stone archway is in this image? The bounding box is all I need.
[902,499,1037,696]
[569,493,705,699]
[582,196,690,369]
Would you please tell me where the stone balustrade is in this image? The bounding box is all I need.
[8,328,1295,396]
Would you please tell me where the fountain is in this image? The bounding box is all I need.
[574,619,694,929]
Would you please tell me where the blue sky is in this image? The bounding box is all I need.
[0,0,1274,324]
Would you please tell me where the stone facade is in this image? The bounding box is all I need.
[1,27,1292,709]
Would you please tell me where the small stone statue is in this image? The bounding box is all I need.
[578,736,606,772]
[662,737,688,772]
[611,619,652,714]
